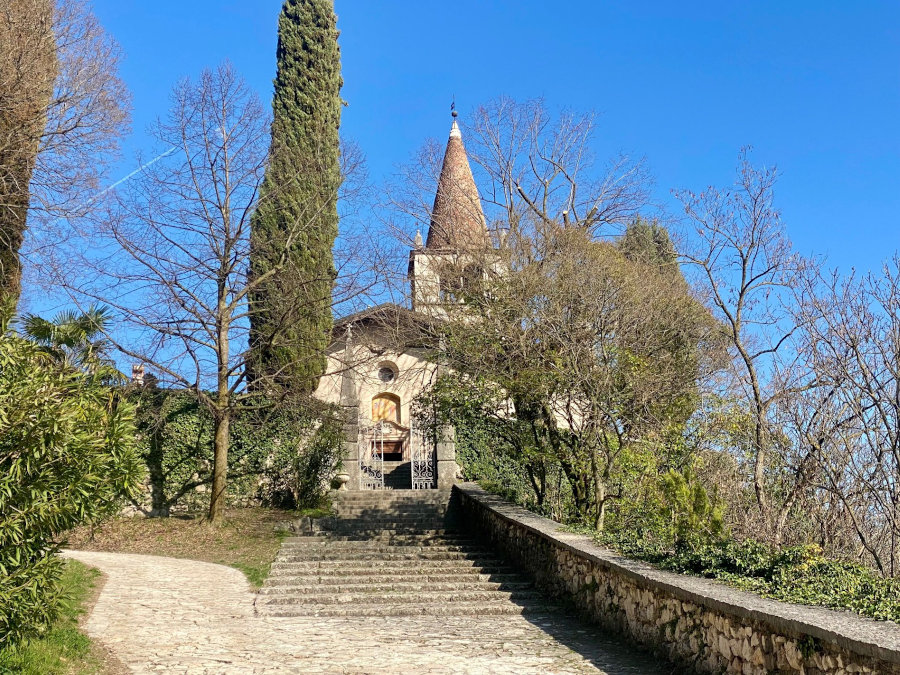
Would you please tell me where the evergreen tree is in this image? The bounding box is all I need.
[619,216,678,269]
[248,0,342,394]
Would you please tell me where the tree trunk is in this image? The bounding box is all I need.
[147,431,169,517]
[0,0,57,302]
[208,409,230,523]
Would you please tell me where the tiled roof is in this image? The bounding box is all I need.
[425,119,489,250]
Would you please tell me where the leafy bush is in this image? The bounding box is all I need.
[596,532,900,623]
[130,388,342,514]
[0,314,142,648]
[0,560,104,674]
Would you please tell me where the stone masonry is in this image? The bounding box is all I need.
[63,488,674,673]
[257,490,551,617]
[455,483,900,675]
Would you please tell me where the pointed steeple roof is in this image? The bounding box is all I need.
[425,112,489,250]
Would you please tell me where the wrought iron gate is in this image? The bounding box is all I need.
[358,422,385,490]
[410,421,436,490]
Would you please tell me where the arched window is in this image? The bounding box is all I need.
[372,393,401,424]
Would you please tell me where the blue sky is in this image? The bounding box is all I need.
[88,0,900,274]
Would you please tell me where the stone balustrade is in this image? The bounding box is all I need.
[454,483,900,675]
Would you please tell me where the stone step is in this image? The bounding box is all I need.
[256,589,544,607]
[321,515,444,529]
[329,511,450,519]
[259,580,534,595]
[273,551,503,562]
[330,507,450,514]
[283,536,477,547]
[330,501,450,508]
[289,536,476,546]
[325,522,453,528]
[267,564,516,578]
[263,572,526,587]
[329,489,451,501]
[330,496,451,505]
[330,508,448,513]
[279,543,488,554]
[257,600,558,618]
[268,563,513,577]
[325,523,451,531]
[331,508,448,514]
[320,532,468,545]
[269,556,509,569]
[322,529,456,537]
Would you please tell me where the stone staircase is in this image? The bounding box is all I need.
[256,490,555,618]
[382,461,412,490]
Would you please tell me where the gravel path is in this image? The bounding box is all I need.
[63,550,672,674]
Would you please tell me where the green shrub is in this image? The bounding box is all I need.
[0,560,103,673]
[415,376,575,520]
[659,468,725,550]
[0,314,142,648]
[596,532,900,623]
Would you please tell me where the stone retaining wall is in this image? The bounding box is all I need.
[454,483,900,674]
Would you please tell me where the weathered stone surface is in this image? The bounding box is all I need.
[63,549,670,674]
[455,483,900,675]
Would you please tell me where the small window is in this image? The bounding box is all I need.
[376,362,398,383]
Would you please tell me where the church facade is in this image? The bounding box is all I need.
[314,112,490,491]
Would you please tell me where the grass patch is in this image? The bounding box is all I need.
[65,507,291,589]
[294,503,334,519]
[0,560,113,675]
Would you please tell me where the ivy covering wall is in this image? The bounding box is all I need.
[130,388,343,515]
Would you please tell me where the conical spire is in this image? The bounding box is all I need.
[425,109,489,250]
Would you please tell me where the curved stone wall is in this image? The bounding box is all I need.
[454,483,900,675]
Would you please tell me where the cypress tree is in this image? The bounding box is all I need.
[248,0,342,394]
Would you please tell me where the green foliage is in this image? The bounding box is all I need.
[596,532,900,623]
[0,309,142,648]
[659,469,725,550]
[619,216,677,268]
[22,305,113,370]
[435,224,714,528]
[248,0,342,393]
[0,560,103,674]
[130,389,343,514]
[415,376,575,521]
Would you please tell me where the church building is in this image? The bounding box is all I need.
[314,110,490,491]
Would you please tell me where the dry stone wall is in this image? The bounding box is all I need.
[454,483,900,674]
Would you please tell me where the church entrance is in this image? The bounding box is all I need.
[358,420,435,490]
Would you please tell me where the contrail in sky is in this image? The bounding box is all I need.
[81,146,178,209]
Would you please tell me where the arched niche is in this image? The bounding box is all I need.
[372,392,401,425]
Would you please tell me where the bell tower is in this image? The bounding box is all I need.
[408,107,490,316]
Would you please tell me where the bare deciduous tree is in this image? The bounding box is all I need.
[392,100,711,529]
[677,150,821,543]
[54,63,368,523]
[796,261,900,574]
[386,99,652,265]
